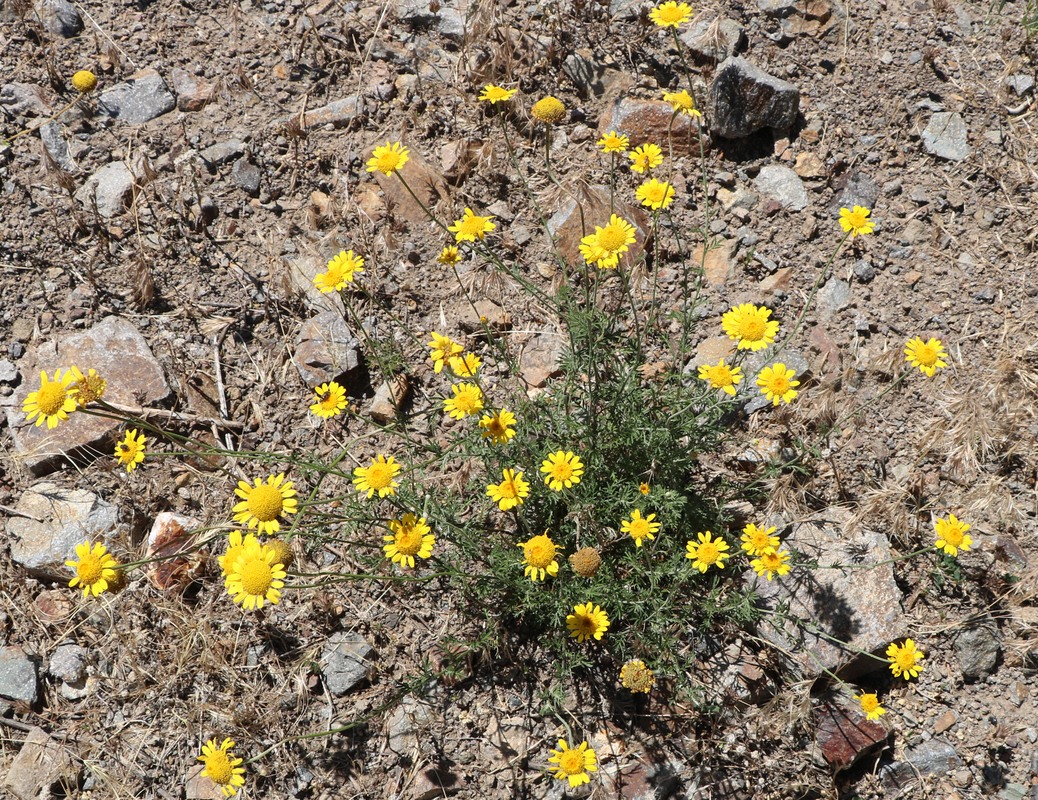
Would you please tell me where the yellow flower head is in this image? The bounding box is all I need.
[751,548,791,581]
[23,369,78,429]
[353,454,402,499]
[698,358,743,396]
[636,178,676,210]
[448,352,481,378]
[740,523,780,556]
[857,692,887,721]
[619,659,655,693]
[218,531,259,578]
[443,382,484,420]
[722,303,780,351]
[65,541,119,598]
[685,530,731,572]
[225,539,286,610]
[69,366,106,407]
[566,602,610,643]
[310,381,349,419]
[597,130,630,154]
[487,468,530,511]
[649,0,694,27]
[383,513,434,569]
[541,450,584,491]
[71,70,98,93]
[313,249,364,293]
[479,408,517,445]
[427,332,464,373]
[839,205,875,237]
[437,245,462,267]
[756,363,800,406]
[198,738,246,798]
[479,84,517,104]
[886,638,925,680]
[629,142,664,174]
[365,141,409,176]
[578,214,637,269]
[448,207,496,243]
[934,513,972,557]
[548,739,598,788]
[639,482,650,495]
[621,509,660,547]
[114,429,146,472]
[232,473,298,535]
[904,337,948,378]
[662,89,701,118]
[518,532,559,581]
[531,96,566,124]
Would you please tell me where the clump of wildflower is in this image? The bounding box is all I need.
[487,468,530,511]
[479,84,517,104]
[531,96,566,124]
[662,89,701,118]
[23,369,78,429]
[265,537,295,570]
[934,514,972,556]
[629,142,663,173]
[904,337,948,377]
[621,509,660,547]
[857,692,886,721]
[698,358,742,396]
[69,366,106,407]
[313,249,364,293]
[444,382,484,420]
[428,332,464,373]
[578,214,637,269]
[518,532,560,581]
[225,538,286,609]
[649,0,693,27]
[740,523,780,556]
[353,454,401,498]
[219,531,258,578]
[751,548,791,581]
[71,70,98,93]
[384,513,434,568]
[232,473,298,534]
[839,205,875,237]
[198,738,246,798]
[310,381,349,418]
[566,602,609,643]
[685,531,731,572]
[448,207,496,243]
[114,429,146,472]
[437,245,462,267]
[448,352,481,378]
[619,659,655,693]
[597,130,630,154]
[722,303,780,351]
[479,408,516,445]
[65,541,119,598]
[548,739,598,788]
[366,141,409,176]
[756,363,800,406]
[541,450,584,491]
[886,639,925,680]
[569,547,602,577]
[636,178,675,210]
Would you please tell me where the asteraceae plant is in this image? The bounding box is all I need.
[23,369,78,429]
[313,249,364,293]
[232,473,298,534]
[722,303,780,351]
[487,468,531,511]
[756,363,800,406]
[636,178,675,210]
[479,408,516,445]
[578,214,637,269]
[751,548,791,581]
[197,738,246,798]
[310,381,349,418]
[839,205,875,237]
[448,207,496,243]
[698,358,742,395]
[66,541,119,598]
[71,70,98,93]
[904,337,948,377]
[934,514,972,556]
[366,141,409,176]
[531,96,566,124]
[886,638,925,680]
[662,89,701,118]
[621,509,660,547]
[114,429,146,472]
[548,739,598,788]
[69,366,106,407]
[619,659,655,693]
[541,450,584,491]
[225,539,286,609]
[437,245,462,267]
[650,0,693,27]
[685,531,731,572]
[596,130,629,154]
[428,332,464,373]
[444,382,484,420]
[384,513,435,568]
[448,352,481,378]
[629,142,663,173]
[857,692,887,721]
[219,531,259,578]
[566,602,609,642]
[479,84,517,104]
[518,532,560,581]
[741,523,780,556]
[353,454,401,498]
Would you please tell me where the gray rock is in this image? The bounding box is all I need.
[320,632,375,695]
[954,623,1001,680]
[8,483,121,579]
[0,82,51,117]
[836,171,879,213]
[0,358,18,382]
[292,310,363,387]
[817,278,851,318]
[563,50,606,98]
[922,112,970,161]
[74,161,135,218]
[2,726,76,800]
[742,348,810,414]
[754,164,809,211]
[386,695,434,756]
[97,68,176,124]
[707,56,800,138]
[199,139,245,167]
[39,121,77,171]
[32,0,82,37]
[609,0,650,18]
[232,158,261,196]
[519,331,565,388]
[881,739,962,790]
[0,646,39,704]
[1005,74,1035,96]
[436,6,466,41]
[853,261,876,283]
[899,218,929,246]
[680,16,746,62]
[757,0,798,15]
[48,644,86,683]
[169,68,216,111]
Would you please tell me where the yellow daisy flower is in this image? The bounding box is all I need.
[904,337,948,378]
[756,363,800,406]
[448,207,496,243]
[383,513,434,568]
[479,84,517,104]
[839,205,875,237]
[313,249,364,293]
[566,602,610,643]
[478,408,517,445]
[596,130,630,154]
[662,88,701,118]
[437,245,462,267]
[310,381,349,418]
[540,450,584,491]
[685,530,731,572]
[548,739,598,788]
[649,0,693,27]
[366,141,409,176]
[219,531,259,578]
[740,523,780,556]
[636,177,675,210]
[934,513,972,556]
[857,692,887,721]
[531,96,566,123]
[721,303,780,351]
[620,509,660,547]
[114,429,146,472]
[628,142,663,174]
[232,473,298,535]
[518,532,559,581]
[65,541,119,598]
[224,538,287,610]
[428,332,464,373]
[698,358,742,395]
[23,368,78,429]
[443,382,484,420]
[197,738,246,798]
[487,468,530,511]
[69,366,106,407]
[448,352,481,378]
[353,454,401,498]
[619,659,655,693]
[578,214,637,270]
[886,639,925,680]
[751,548,791,581]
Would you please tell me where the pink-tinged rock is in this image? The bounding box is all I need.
[2,726,76,800]
[519,331,565,389]
[170,68,216,112]
[184,764,226,800]
[7,315,171,475]
[597,97,705,156]
[692,239,737,287]
[370,374,411,424]
[33,589,74,625]
[146,512,205,592]
[413,763,465,800]
[372,145,447,224]
[295,95,365,131]
[693,335,736,366]
[814,695,889,771]
[545,185,651,271]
